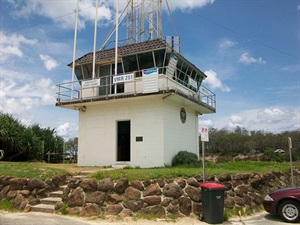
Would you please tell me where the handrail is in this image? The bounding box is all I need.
[56,71,216,110]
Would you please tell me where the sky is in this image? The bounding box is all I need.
[0,0,299,140]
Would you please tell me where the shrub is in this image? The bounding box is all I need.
[0,199,15,212]
[172,150,198,166]
[60,203,68,215]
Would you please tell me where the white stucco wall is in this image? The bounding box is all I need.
[77,95,199,168]
[162,99,199,165]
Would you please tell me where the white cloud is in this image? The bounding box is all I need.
[57,122,78,139]
[0,68,56,115]
[210,106,299,133]
[228,114,245,128]
[8,0,113,29]
[257,107,292,124]
[56,123,71,137]
[199,119,213,126]
[204,70,231,92]
[40,54,59,71]
[239,52,266,65]
[165,0,215,11]
[0,32,37,62]
[7,0,215,30]
[280,64,299,73]
[297,5,300,11]
[219,40,238,48]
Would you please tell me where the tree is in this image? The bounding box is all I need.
[64,137,78,162]
[201,126,300,160]
[0,112,64,162]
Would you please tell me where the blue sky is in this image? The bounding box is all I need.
[0,0,299,139]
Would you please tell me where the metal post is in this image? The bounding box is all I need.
[288,137,294,186]
[92,0,98,80]
[202,141,206,182]
[114,0,119,95]
[71,0,79,99]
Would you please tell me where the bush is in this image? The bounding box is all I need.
[172,150,198,166]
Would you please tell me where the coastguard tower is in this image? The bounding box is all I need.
[56,0,216,167]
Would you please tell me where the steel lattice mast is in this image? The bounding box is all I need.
[126,0,162,44]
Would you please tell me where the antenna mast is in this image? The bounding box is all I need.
[126,0,162,45]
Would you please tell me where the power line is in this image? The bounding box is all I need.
[192,12,299,60]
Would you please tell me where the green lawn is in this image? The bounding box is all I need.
[0,161,299,181]
[92,161,299,180]
[0,162,68,180]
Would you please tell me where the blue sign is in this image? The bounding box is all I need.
[143,68,158,76]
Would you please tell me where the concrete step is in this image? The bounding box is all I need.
[112,163,129,169]
[30,204,55,213]
[40,197,62,205]
[49,191,63,198]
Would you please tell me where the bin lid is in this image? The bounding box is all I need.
[200,182,226,190]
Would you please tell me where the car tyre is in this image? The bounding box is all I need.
[278,200,300,223]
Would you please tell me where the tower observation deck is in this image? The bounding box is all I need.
[55,0,216,168]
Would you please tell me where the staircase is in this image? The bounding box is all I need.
[29,170,98,213]
[30,185,67,213]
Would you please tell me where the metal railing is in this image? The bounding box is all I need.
[56,72,216,111]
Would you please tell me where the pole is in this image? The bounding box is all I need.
[114,0,119,94]
[71,0,79,99]
[202,141,206,182]
[48,151,50,163]
[288,137,294,186]
[92,0,99,79]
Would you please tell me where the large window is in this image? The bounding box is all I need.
[123,55,139,73]
[82,64,93,80]
[171,55,205,92]
[138,52,154,70]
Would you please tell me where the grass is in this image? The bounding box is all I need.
[91,161,299,181]
[0,162,69,180]
[0,199,16,212]
[0,161,299,181]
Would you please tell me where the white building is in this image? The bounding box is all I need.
[56,1,215,168]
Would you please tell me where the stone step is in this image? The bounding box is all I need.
[59,185,68,191]
[30,204,55,213]
[72,175,86,179]
[49,191,63,198]
[40,197,62,205]
[80,170,98,175]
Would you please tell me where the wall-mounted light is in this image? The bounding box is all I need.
[74,106,87,112]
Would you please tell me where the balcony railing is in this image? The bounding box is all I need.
[56,72,216,111]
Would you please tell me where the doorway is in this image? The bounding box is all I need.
[117,121,131,161]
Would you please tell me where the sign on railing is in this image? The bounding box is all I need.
[113,74,134,84]
[188,77,197,89]
[143,68,158,93]
[82,79,100,88]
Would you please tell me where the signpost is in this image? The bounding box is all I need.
[201,127,209,182]
[288,137,294,186]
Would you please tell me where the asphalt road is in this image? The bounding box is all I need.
[0,211,290,225]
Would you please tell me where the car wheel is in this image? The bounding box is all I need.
[278,200,300,223]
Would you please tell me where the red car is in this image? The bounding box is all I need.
[263,187,300,223]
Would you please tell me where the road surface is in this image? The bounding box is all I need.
[0,211,290,225]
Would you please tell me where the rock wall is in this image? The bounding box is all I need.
[0,169,299,218]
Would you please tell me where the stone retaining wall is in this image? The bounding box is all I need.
[1,169,299,218]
